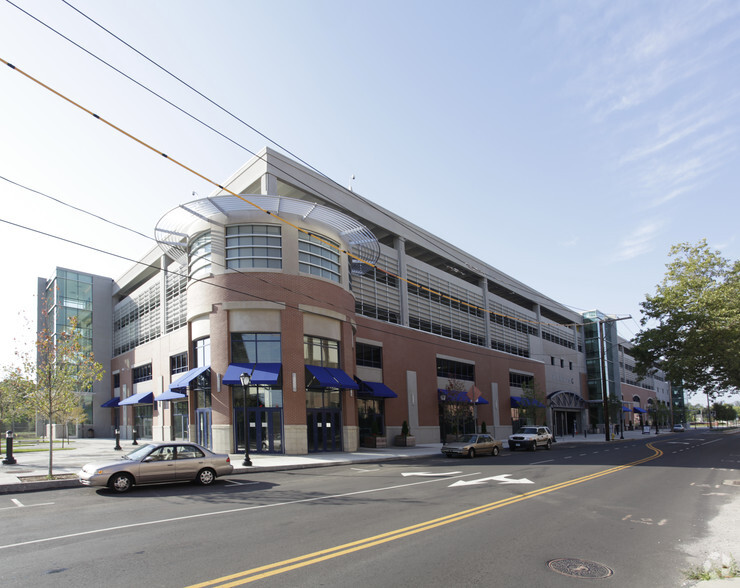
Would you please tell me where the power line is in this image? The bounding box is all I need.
[0,215,549,364]
[2,55,588,333]
[11,0,571,317]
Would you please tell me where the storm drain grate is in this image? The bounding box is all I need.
[548,558,614,579]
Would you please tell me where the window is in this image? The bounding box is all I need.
[569,361,573,371]
[436,358,475,381]
[560,359,564,368]
[298,233,341,282]
[226,224,282,269]
[304,335,339,368]
[113,373,120,389]
[170,353,188,375]
[231,333,281,363]
[356,343,382,368]
[194,338,210,368]
[189,231,211,280]
[132,364,152,383]
[509,372,534,389]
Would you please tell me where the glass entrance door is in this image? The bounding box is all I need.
[307,408,342,452]
[233,407,283,454]
[195,408,211,449]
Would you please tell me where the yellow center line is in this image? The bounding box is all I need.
[188,443,663,587]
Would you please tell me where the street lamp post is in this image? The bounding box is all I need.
[240,371,254,467]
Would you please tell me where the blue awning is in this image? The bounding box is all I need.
[623,406,632,412]
[100,396,120,408]
[169,365,210,391]
[119,391,154,406]
[438,389,489,404]
[510,395,545,408]
[154,390,187,402]
[356,379,398,398]
[633,407,647,414]
[326,367,359,390]
[305,365,358,389]
[223,363,282,386]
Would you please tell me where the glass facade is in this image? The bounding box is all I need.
[231,333,281,363]
[189,231,212,280]
[42,270,96,424]
[226,224,282,269]
[298,233,341,282]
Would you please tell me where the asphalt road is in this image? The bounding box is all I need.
[1,432,738,587]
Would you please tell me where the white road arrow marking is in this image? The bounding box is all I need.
[449,474,534,487]
[11,499,24,507]
[402,471,462,477]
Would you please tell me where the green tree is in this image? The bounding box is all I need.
[15,317,103,477]
[632,240,740,397]
[713,402,737,425]
[0,369,33,433]
[520,378,545,426]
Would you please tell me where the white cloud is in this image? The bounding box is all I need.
[612,221,664,262]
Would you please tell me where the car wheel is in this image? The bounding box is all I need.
[196,468,216,486]
[546,440,552,450]
[109,472,133,493]
[530,442,536,452]
[468,448,476,459]
[492,446,499,457]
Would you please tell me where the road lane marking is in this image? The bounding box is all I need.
[0,471,477,551]
[0,500,55,512]
[530,459,554,465]
[449,474,533,487]
[351,468,380,472]
[402,471,462,477]
[188,443,664,587]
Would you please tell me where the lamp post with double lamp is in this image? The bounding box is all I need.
[240,370,254,467]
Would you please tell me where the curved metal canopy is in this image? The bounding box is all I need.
[155,195,379,274]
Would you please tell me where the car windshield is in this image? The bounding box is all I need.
[124,444,156,461]
[458,435,477,443]
[519,427,538,434]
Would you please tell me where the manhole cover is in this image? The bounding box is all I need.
[548,558,614,579]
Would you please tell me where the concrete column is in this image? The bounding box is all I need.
[395,236,409,327]
[406,370,419,434]
[481,277,492,348]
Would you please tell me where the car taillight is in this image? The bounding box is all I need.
[226,456,230,463]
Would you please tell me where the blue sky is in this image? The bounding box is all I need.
[1,1,739,401]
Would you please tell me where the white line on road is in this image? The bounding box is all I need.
[351,468,380,472]
[0,472,479,551]
[0,500,55,512]
[401,471,463,477]
[529,459,554,465]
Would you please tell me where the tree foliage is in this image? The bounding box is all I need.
[632,240,740,397]
[14,316,103,476]
[0,369,34,431]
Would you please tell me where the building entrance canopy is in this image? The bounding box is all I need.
[305,365,359,389]
[223,363,282,386]
[119,391,154,406]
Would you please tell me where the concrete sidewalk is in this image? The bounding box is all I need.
[0,427,704,493]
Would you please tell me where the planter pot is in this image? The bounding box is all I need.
[394,435,416,447]
[361,436,387,448]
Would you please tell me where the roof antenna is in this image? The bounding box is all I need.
[349,175,356,192]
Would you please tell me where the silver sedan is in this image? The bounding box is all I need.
[78,442,233,492]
